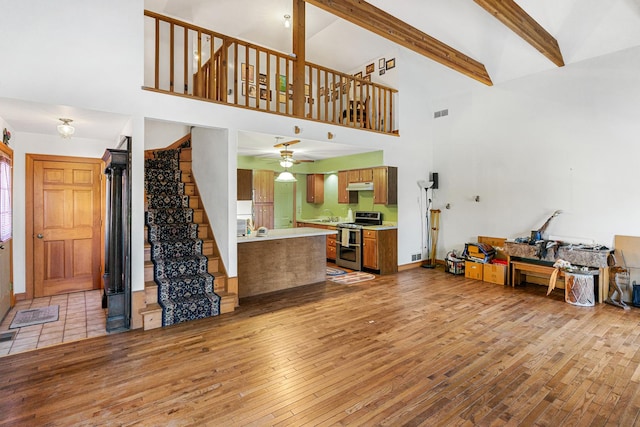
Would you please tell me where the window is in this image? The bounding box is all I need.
[0,153,11,242]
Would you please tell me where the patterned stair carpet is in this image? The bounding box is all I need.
[145,148,220,327]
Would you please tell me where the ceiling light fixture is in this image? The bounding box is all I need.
[284,14,291,28]
[275,168,297,182]
[57,118,75,139]
[279,158,294,168]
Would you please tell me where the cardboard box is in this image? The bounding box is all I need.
[484,263,507,285]
[465,261,483,280]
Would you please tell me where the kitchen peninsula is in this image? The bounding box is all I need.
[237,227,337,298]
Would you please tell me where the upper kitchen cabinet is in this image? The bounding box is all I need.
[306,174,324,204]
[253,170,274,203]
[348,168,373,183]
[373,166,397,205]
[237,169,252,201]
[338,171,358,204]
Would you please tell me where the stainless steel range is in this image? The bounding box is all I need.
[335,211,383,270]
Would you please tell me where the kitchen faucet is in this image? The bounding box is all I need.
[323,209,338,222]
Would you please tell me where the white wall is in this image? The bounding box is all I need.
[191,127,236,276]
[432,46,640,256]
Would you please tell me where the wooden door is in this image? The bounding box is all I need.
[30,156,103,297]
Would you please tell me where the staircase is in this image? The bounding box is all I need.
[140,141,235,330]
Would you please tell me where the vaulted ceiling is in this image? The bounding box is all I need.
[146,0,640,87]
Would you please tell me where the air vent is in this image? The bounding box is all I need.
[412,253,421,261]
[434,109,449,119]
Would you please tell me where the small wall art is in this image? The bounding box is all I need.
[241,63,254,83]
[365,63,374,74]
[385,58,396,70]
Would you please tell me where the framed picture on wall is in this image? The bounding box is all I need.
[363,75,371,82]
[259,88,271,100]
[366,63,374,74]
[379,68,386,76]
[385,58,396,70]
[259,73,267,85]
[379,58,386,69]
[279,75,287,92]
[241,63,255,82]
[354,71,362,79]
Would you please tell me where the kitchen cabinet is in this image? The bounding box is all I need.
[254,203,274,229]
[363,228,398,275]
[306,174,324,204]
[253,169,274,203]
[373,166,397,205]
[337,171,358,204]
[237,169,253,200]
[253,170,274,228]
[348,168,373,183]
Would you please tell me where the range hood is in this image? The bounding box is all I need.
[346,181,374,191]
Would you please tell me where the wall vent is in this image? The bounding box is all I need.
[434,109,449,119]
[411,253,421,262]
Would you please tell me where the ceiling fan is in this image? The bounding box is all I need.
[273,138,314,168]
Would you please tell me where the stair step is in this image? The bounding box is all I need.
[144,238,214,262]
[180,148,192,161]
[198,223,208,239]
[189,196,200,209]
[145,280,158,305]
[219,292,237,314]
[184,183,195,196]
[181,171,193,183]
[139,303,162,330]
[180,161,191,172]
[144,255,221,281]
[212,272,227,294]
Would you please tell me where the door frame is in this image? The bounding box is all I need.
[25,154,105,300]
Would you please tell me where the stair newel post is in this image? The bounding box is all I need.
[292,0,306,118]
[102,148,131,332]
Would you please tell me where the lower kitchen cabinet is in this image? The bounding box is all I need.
[254,203,273,229]
[363,228,398,275]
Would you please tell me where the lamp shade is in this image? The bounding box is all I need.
[275,170,297,182]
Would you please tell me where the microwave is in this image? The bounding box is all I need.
[237,218,249,237]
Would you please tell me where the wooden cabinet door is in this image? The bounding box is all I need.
[359,168,373,182]
[237,169,253,200]
[338,171,358,204]
[306,174,324,204]
[373,166,397,205]
[253,170,274,203]
[363,230,378,270]
[32,157,103,297]
[254,203,274,229]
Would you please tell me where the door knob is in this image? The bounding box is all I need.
[37,234,43,239]
[0,245,4,250]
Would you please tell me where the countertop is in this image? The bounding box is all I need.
[237,227,337,243]
[297,219,397,231]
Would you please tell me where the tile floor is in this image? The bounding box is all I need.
[0,290,107,357]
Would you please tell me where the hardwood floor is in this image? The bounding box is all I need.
[2,267,640,426]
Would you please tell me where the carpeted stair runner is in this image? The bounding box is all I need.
[145,148,220,326]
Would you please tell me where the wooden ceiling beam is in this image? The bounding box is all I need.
[473,0,564,67]
[304,0,493,86]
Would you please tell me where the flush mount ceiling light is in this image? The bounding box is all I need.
[284,14,291,28]
[57,118,75,139]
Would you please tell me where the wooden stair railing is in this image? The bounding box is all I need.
[144,10,398,135]
[141,141,235,331]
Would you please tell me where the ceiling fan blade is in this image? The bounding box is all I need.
[273,139,300,148]
[293,159,314,164]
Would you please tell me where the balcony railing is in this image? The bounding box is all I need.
[144,11,398,134]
